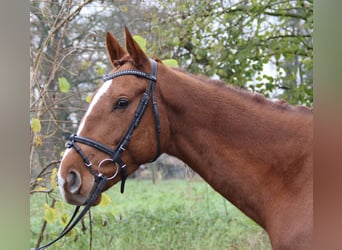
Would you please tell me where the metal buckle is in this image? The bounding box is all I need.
[98,158,119,180]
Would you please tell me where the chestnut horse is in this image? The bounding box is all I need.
[58,28,312,249]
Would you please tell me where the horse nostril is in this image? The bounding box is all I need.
[67,170,81,194]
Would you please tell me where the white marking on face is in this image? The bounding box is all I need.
[77,79,113,134]
[57,148,72,199]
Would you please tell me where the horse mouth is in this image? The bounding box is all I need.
[60,181,102,206]
[64,191,102,206]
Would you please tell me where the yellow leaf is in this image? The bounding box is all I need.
[119,5,128,12]
[85,94,93,103]
[96,66,106,76]
[66,227,77,237]
[34,186,47,192]
[50,168,57,189]
[95,79,102,86]
[35,135,42,147]
[60,212,69,226]
[99,193,111,207]
[44,203,57,224]
[31,118,41,133]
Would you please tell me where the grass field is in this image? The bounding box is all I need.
[30,179,271,249]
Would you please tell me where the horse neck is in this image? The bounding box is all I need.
[157,66,313,228]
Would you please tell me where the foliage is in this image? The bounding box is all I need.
[31,179,271,249]
[146,0,313,105]
[133,35,147,52]
[134,35,180,67]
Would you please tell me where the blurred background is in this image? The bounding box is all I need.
[29,1,312,249]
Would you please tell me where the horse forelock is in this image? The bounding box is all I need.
[113,55,134,67]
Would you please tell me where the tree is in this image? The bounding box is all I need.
[145,0,313,105]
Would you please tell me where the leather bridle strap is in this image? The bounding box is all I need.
[33,175,107,250]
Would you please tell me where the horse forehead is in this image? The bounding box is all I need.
[92,79,113,104]
[93,76,141,101]
[77,79,112,133]
[77,76,137,133]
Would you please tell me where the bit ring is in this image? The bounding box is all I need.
[98,158,119,180]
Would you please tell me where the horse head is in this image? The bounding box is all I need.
[57,28,165,206]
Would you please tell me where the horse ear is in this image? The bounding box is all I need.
[106,32,126,67]
[124,26,149,69]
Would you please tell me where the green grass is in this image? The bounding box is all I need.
[30,179,271,249]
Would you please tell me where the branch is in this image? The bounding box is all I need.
[30,188,54,195]
[30,160,60,191]
[220,1,310,21]
[32,0,94,74]
[265,34,313,50]
[35,198,56,249]
[266,34,311,40]
[263,11,308,20]
[89,210,93,250]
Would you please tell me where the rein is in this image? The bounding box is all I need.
[34,59,160,249]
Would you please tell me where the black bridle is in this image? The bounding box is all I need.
[34,59,161,250]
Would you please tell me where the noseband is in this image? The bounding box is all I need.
[34,59,160,250]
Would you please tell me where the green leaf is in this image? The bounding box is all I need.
[162,59,179,67]
[31,118,41,133]
[133,35,147,52]
[58,77,70,93]
[44,203,57,224]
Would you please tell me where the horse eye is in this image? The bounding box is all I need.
[113,98,129,110]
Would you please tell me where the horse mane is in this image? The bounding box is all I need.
[171,67,312,114]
